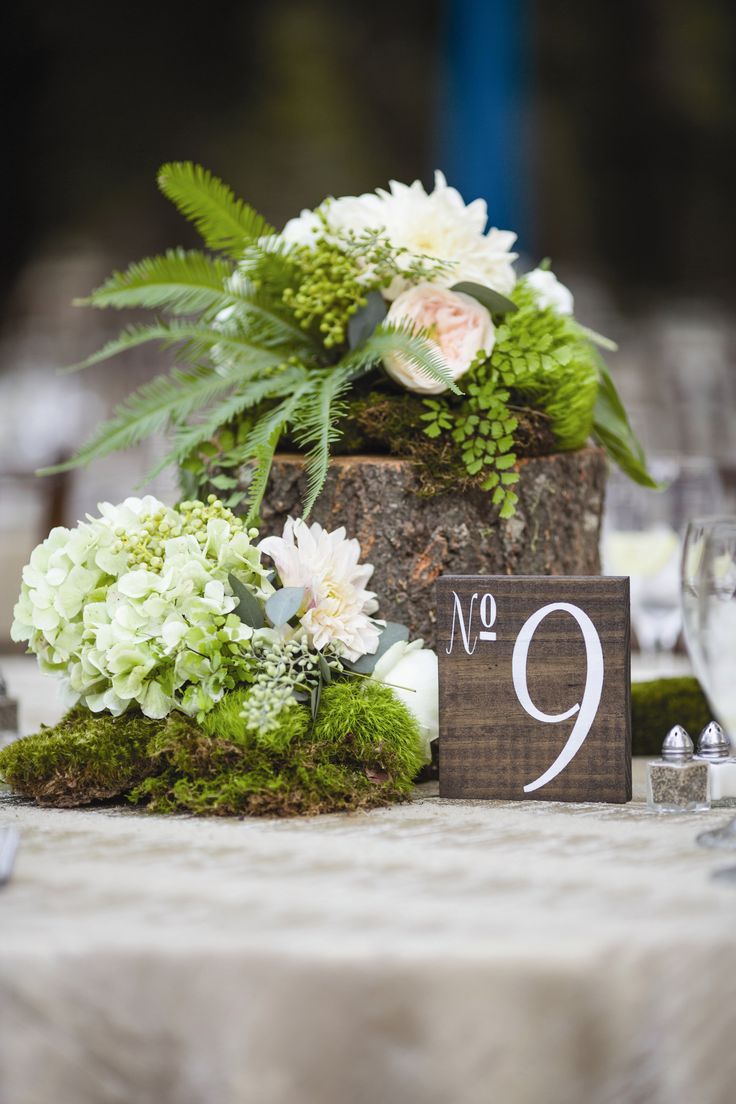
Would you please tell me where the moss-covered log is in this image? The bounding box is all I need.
[256,448,607,646]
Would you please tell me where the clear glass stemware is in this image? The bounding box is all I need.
[685,517,736,853]
[604,456,724,657]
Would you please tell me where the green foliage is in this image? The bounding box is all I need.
[283,238,371,347]
[0,679,424,817]
[315,680,425,784]
[136,678,423,816]
[631,677,711,757]
[593,355,660,488]
[157,162,275,256]
[80,249,236,314]
[420,279,604,518]
[55,163,652,518]
[57,165,461,522]
[0,708,158,806]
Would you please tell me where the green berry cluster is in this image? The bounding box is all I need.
[282,239,369,348]
[116,496,256,572]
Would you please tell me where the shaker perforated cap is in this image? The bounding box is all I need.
[661,725,694,761]
[696,721,730,760]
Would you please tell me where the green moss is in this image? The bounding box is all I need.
[632,677,711,756]
[315,680,425,782]
[132,679,424,817]
[0,679,424,817]
[335,391,556,497]
[0,707,160,807]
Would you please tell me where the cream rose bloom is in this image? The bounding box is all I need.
[373,639,438,762]
[383,284,495,394]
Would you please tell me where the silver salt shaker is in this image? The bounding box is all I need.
[695,721,736,808]
[647,725,710,812]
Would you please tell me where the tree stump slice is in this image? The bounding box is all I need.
[255,448,607,648]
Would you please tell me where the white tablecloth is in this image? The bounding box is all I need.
[1,767,735,1104]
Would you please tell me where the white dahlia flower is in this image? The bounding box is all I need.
[258,518,381,662]
[280,171,518,299]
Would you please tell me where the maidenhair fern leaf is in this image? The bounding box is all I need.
[158,162,275,256]
[80,249,234,315]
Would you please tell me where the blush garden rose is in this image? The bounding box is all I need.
[382,284,495,394]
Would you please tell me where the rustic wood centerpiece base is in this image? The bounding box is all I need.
[256,447,607,648]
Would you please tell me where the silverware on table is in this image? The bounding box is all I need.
[0,826,20,886]
[696,816,736,851]
[711,865,736,885]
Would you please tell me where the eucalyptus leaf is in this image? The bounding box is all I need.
[451,281,518,315]
[229,575,265,629]
[348,290,388,349]
[310,680,322,721]
[344,621,410,676]
[592,356,660,490]
[265,586,305,627]
[318,654,333,684]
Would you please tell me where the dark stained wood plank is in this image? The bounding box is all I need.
[437,576,631,803]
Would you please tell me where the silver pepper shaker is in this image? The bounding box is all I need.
[647,725,710,812]
[695,721,736,808]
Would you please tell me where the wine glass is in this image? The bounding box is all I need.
[681,516,734,689]
[686,517,736,855]
[684,517,736,743]
[603,456,724,659]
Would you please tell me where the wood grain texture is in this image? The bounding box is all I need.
[254,449,607,647]
[437,576,631,803]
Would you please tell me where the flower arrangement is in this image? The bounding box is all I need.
[46,166,653,522]
[2,497,437,816]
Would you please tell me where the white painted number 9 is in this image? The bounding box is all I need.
[512,602,604,793]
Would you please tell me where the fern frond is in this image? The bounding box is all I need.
[236,381,315,523]
[65,320,287,373]
[150,367,308,477]
[225,281,320,351]
[158,162,275,256]
[80,249,234,315]
[347,322,461,394]
[238,238,297,295]
[39,365,241,474]
[292,366,358,516]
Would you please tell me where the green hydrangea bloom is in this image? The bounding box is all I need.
[11,495,271,720]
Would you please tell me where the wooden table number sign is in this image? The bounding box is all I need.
[436,576,631,803]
